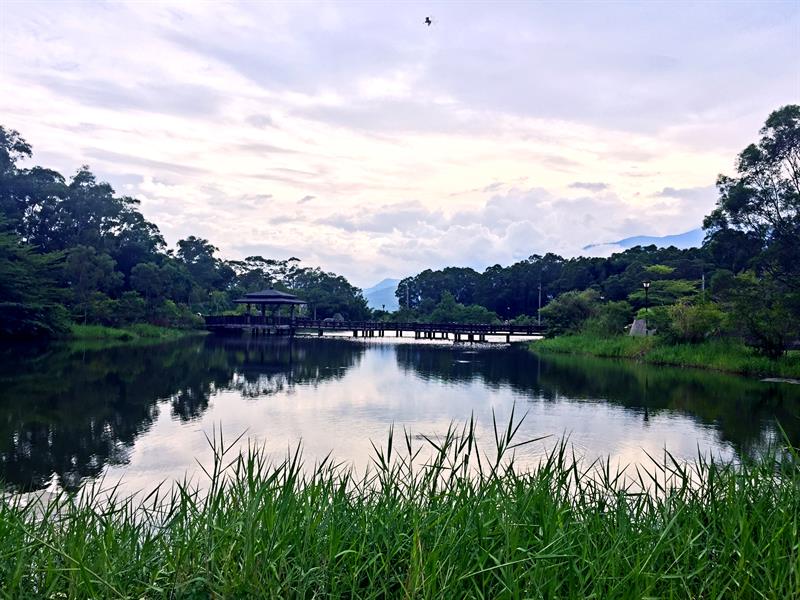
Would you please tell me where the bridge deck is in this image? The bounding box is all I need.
[204,315,543,338]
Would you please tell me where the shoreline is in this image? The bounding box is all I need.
[64,323,207,346]
[530,334,800,379]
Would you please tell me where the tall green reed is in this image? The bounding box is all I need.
[1,412,797,598]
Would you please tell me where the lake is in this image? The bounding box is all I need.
[1,335,798,494]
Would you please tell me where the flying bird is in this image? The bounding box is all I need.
[424,16,433,26]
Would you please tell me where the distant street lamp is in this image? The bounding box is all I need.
[642,280,651,334]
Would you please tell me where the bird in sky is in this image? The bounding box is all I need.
[424,16,433,26]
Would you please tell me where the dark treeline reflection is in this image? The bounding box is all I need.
[0,337,364,492]
[394,345,800,455]
[1,338,797,492]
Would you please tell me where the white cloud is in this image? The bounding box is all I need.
[1,0,797,287]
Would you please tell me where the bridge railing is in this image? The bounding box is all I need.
[205,315,543,335]
[205,315,293,326]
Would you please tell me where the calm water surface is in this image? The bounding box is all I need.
[1,335,798,494]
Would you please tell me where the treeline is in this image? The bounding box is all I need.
[0,128,369,338]
[2,106,797,351]
[395,105,799,357]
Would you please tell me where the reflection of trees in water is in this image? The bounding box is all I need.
[214,337,365,398]
[0,339,232,491]
[0,337,364,492]
[3,336,795,492]
[393,345,800,455]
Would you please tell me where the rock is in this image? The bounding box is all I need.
[629,319,649,337]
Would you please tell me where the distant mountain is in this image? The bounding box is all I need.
[583,228,705,251]
[363,278,400,311]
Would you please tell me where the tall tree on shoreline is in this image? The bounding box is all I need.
[704,104,800,287]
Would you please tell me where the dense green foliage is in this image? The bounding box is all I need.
[0,421,796,598]
[532,334,800,378]
[704,105,800,288]
[396,250,709,320]
[0,128,369,338]
[0,220,70,337]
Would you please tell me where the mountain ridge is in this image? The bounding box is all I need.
[583,228,704,251]
[363,278,401,310]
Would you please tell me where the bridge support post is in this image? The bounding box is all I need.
[506,334,510,343]
[353,330,358,337]
[318,329,323,337]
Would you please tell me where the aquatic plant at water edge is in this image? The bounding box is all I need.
[0,416,797,598]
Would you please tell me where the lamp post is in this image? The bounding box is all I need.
[537,281,542,326]
[642,280,651,334]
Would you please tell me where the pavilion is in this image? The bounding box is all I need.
[234,289,306,325]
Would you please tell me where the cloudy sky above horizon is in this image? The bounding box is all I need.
[2,1,798,287]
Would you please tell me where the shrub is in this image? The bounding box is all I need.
[0,302,71,338]
[428,291,499,324]
[666,300,725,343]
[115,291,148,325]
[635,305,671,335]
[719,272,800,359]
[540,290,598,337]
[582,300,633,336]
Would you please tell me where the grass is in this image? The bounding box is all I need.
[532,334,800,378]
[68,323,202,344]
[0,414,798,598]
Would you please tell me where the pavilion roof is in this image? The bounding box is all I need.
[234,288,306,305]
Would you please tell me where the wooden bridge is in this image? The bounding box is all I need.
[204,315,544,343]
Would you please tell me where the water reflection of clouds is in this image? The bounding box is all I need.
[102,344,740,496]
[3,337,795,495]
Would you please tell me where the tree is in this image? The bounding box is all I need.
[539,290,598,337]
[176,236,234,294]
[62,246,123,323]
[627,279,698,309]
[0,127,66,239]
[582,301,634,336]
[0,220,69,338]
[287,267,370,320]
[666,300,725,343]
[428,291,499,324]
[130,262,165,302]
[715,272,799,358]
[704,104,800,287]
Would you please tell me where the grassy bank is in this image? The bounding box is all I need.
[68,323,203,344]
[1,421,797,598]
[532,334,800,378]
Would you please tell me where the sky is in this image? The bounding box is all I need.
[1,1,798,287]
